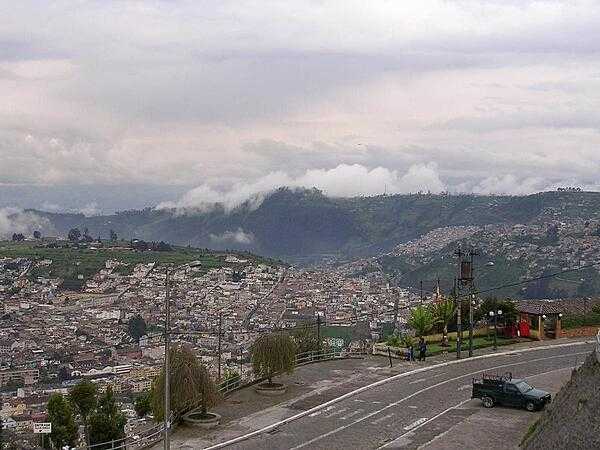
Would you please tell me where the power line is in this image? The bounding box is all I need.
[466,261,600,299]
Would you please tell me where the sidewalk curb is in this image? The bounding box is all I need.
[202,339,594,450]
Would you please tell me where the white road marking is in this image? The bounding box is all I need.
[409,378,427,385]
[457,384,471,391]
[324,408,347,418]
[308,411,322,417]
[431,371,448,378]
[379,399,471,449]
[417,365,577,449]
[354,399,367,403]
[285,352,588,450]
[371,414,394,425]
[339,410,362,420]
[403,417,428,431]
[202,341,593,450]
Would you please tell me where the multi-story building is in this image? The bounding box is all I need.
[0,369,39,387]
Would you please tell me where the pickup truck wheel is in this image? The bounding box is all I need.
[482,396,495,408]
[525,401,536,412]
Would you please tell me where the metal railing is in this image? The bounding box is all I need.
[82,348,367,449]
[596,329,600,363]
[83,413,172,450]
[295,349,367,366]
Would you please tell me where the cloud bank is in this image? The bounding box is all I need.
[1,1,600,212]
[158,163,446,212]
[0,207,52,239]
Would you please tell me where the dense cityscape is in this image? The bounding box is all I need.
[2,1,600,449]
[0,234,428,447]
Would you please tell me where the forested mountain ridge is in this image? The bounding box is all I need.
[27,189,600,266]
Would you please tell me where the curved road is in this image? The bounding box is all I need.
[220,342,592,450]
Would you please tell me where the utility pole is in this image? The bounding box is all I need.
[455,248,478,358]
[316,315,322,357]
[393,289,399,334]
[217,312,222,381]
[164,268,171,450]
[454,277,461,359]
[467,249,478,357]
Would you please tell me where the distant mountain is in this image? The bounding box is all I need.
[28,189,600,268]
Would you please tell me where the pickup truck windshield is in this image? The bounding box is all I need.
[516,381,533,393]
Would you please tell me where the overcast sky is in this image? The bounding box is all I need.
[1,0,600,212]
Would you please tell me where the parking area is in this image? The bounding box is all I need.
[419,365,574,450]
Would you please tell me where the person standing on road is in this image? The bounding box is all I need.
[406,342,414,362]
[418,337,427,362]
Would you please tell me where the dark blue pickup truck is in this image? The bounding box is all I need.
[472,373,551,412]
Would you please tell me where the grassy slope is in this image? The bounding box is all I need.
[0,241,271,288]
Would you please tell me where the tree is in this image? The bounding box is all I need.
[546,224,559,244]
[69,380,97,421]
[250,333,296,386]
[69,380,97,444]
[128,315,147,342]
[577,277,600,297]
[68,228,81,242]
[475,298,518,324]
[292,324,319,354]
[152,344,220,420]
[33,230,42,239]
[88,386,126,449]
[432,299,456,346]
[408,305,435,337]
[58,366,71,382]
[11,233,24,242]
[47,393,78,449]
[109,229,118,242]
[134,391,152,418]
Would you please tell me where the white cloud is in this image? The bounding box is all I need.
[1,1,600,210]
[159,163,446,212]
[0,207,52,239]
[209,228,255,245]
[78,202,101,217]
[472,174,546,195]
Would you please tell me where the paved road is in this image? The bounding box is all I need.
[224,343,592,450]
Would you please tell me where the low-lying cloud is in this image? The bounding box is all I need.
[158,163,446,212]
[0,207,52,239]
[209,228,255,245]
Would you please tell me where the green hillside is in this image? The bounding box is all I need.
[24,189,600,264]
[0,241,274,290]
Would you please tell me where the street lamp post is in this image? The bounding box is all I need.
[162,261,201,450]
[469,295,475,357]
[489,309,502,350]
[164,268,171,450]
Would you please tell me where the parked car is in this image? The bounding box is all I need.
[472,372,551,412]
